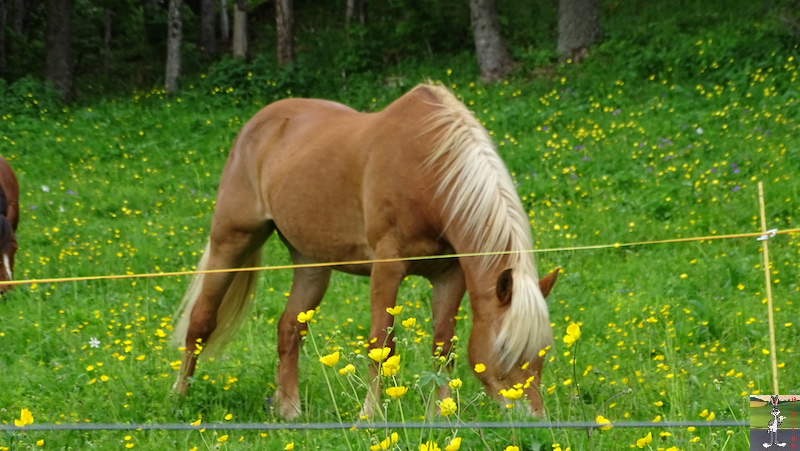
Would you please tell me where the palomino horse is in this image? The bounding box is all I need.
[172,84,556,419]
[0,156,19,293]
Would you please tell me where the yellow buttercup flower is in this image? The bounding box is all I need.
[420,441,440,451]
[386,305,403,316]
[439,397,457,416]
[444,437,462,451]
[385,385,408,399]
[448,378,462,390]
[381,354,401,376]
[338,363,356,375]
[14,408,34,427]
[401,317,417,328]
[563,323,581,346]
[636,432,653,448]
[499,387,523,400]
[595,414,613,431]
[371,432,399,450]
[284,443,295,450]
[474,363,486,373]
[319,351,340,367]
[369,347,392,362]
[296,310,315,323]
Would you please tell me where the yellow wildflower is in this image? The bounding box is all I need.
[386,385,408,399]
[444,437,462,451]
[439,397,457,416]
[319,351,340,367]
[369,347,391,362]
[636,432,653,448]
[499,387,524,400]
[14,408,34,427]
[595,414,613,431]
[296,310,315,323]
[381,355,401,376]
[371,432,399,450]
[563,323,581,346]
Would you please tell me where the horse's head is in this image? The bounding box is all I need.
[0,215,17,293]
[467,267,558,418]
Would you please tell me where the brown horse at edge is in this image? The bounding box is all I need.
[172,84,558,419]
[0,156,19,294]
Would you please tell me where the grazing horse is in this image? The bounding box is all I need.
[0,156,19,293]
[172,84,556,419]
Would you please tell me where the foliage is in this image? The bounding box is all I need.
[0,75,63,117]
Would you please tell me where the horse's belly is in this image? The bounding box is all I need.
[276,224,374,275]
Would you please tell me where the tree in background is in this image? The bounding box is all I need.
[469,0,513,81]
[44,0,73,102]
[220,0,230,47]
[232,0,247,59]
[199,0,217,57]
[165,0,182,94]
[557,0,601,62]
[276,0,293,65]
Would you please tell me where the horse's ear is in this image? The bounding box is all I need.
[538,266,560,298]
[496,268,513,306]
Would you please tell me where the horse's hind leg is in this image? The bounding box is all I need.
[429,264,466,404]
[174,221,272,395]
[274,250,332,420]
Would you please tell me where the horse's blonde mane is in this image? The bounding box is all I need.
[420,84,553,371]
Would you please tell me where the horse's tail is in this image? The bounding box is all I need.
[171,241,263,357]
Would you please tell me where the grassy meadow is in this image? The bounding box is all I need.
[2,8,800,451]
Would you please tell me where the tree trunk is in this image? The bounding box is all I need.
[231,0,246,59]
[557,0,601,62]
[103,8,112,76]
[275,0,293,65]
[199,0,217,56]
[11,0,24,34]
[469,0,512,82]
[0,0,6,76]
[219,0,229,46]
[44,0,73,102]
[165,0,182,94]
[345,0,365,27]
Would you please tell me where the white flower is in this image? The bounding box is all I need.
[89,337,101,348]
[695,127,704,135]
[41,185,50,192]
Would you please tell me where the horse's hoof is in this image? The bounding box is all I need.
[273,391,302,420]
[172,379,189,396]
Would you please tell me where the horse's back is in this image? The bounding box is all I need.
[216,86,452,269]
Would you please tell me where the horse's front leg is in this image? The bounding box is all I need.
[275,264,331,420]
[361,260,405,419]
[429,264,466,405]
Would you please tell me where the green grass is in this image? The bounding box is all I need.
[2,25,799,451]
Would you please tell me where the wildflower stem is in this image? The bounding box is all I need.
[571,339,588,425]
[307,331,354,451]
